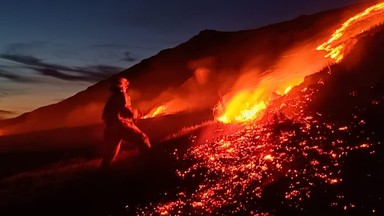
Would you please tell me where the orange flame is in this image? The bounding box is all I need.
[142,105,167,119]
[216,75,304,123]
[216,88,267,123]
[317,2,384,62]
[215,1,384,124]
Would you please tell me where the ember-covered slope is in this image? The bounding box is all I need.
[134,23,384,216]
[0,3,370,135]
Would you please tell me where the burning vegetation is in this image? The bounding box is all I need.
[132,2,384,215]
[214,1,384,124]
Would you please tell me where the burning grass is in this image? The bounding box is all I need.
[133,31,384,214]
[135,68,383,215]
[214,1,384,125]
[131,5,384,213]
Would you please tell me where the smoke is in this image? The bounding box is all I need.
[134,56,228,117]
[137,74,220,116]
[63,102,105,127]
[132,36,332,120]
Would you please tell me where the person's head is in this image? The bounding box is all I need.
[109,77,129,92]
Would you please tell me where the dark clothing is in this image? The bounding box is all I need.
[100,89,151,168]
[102,90,134,123]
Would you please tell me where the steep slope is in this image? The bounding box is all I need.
[135,23,384,216]
[0,2,372,135]
[1,22,384,216]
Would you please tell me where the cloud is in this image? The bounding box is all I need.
[36,68,90,81]
[79,65,123,79]
[1,54,42,66]
[0,41,138,83]
[0,68,37,83]
[0,110,15,115]
[5,42,46,55]
[0,109,17,120]
[0,53,124,83]
[0,54,72,71]
[36,65,123,82]
[121,51,136,62]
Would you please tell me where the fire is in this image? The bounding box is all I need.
[277,85,293,95]
[216,77,303,124]
[317,2,384,62]
[142,105,167,119]
[216,1,384,124]
[216,88,268,124]
[133,3,384,215]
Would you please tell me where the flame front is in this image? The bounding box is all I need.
[215,1,384,124]
[317,2,384,62]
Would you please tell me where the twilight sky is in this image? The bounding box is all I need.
[0,0,371,119]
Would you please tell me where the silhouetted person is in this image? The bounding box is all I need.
[100,77,151,168]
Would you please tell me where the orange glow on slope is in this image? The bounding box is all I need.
[137,65,382,215]
[216,1,384,124]
[317,2,384,62]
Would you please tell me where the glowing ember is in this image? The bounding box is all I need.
[134,74,378,215]
[132,3,384,215]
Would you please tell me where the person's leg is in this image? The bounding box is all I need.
[138,130,151,150]
[122,123,151,151]
[100,127,122,168]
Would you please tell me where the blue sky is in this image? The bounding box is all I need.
[0,0,370,119]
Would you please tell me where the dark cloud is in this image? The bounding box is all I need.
[0,109,17,120]
[0,91,8,97]
[0,68,36,83]
[0,110,15,115]
[0,53,124,83]
[74,65,124,81]
[36,68,90,81]
[93,43,154,51]
[0,54,72,71]
[82,65,123,75]
[0,54,42,65]
[121,51,136,62]
[5,42,46,55]
[36,65,123,82]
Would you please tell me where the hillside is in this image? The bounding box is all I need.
[0,19,383,215]
[0,2,372,135]
[0,1,384,215]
